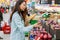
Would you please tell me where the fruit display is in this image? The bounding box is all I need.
[29,27,52,40]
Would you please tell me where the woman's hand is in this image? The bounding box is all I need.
[25,14,36,26]
[26,14,36,22]
[33,22,41,27]
[33,20,42,27]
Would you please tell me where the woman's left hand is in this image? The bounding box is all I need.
[33,22,41,27]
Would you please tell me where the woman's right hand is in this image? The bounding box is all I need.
[33,20,42,27]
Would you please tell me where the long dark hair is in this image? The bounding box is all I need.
[10,0,28,22]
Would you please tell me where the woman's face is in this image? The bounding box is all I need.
[19,2,26,11]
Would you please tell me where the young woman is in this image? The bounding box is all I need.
[10,0,39,40]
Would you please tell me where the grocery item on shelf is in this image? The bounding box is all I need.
[25,32,29,36]
[30,20,38,25]
[42,13,50,18]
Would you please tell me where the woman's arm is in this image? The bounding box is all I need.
[13,13,35,32]
[26,14,36,21]
[25,14,36,26]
